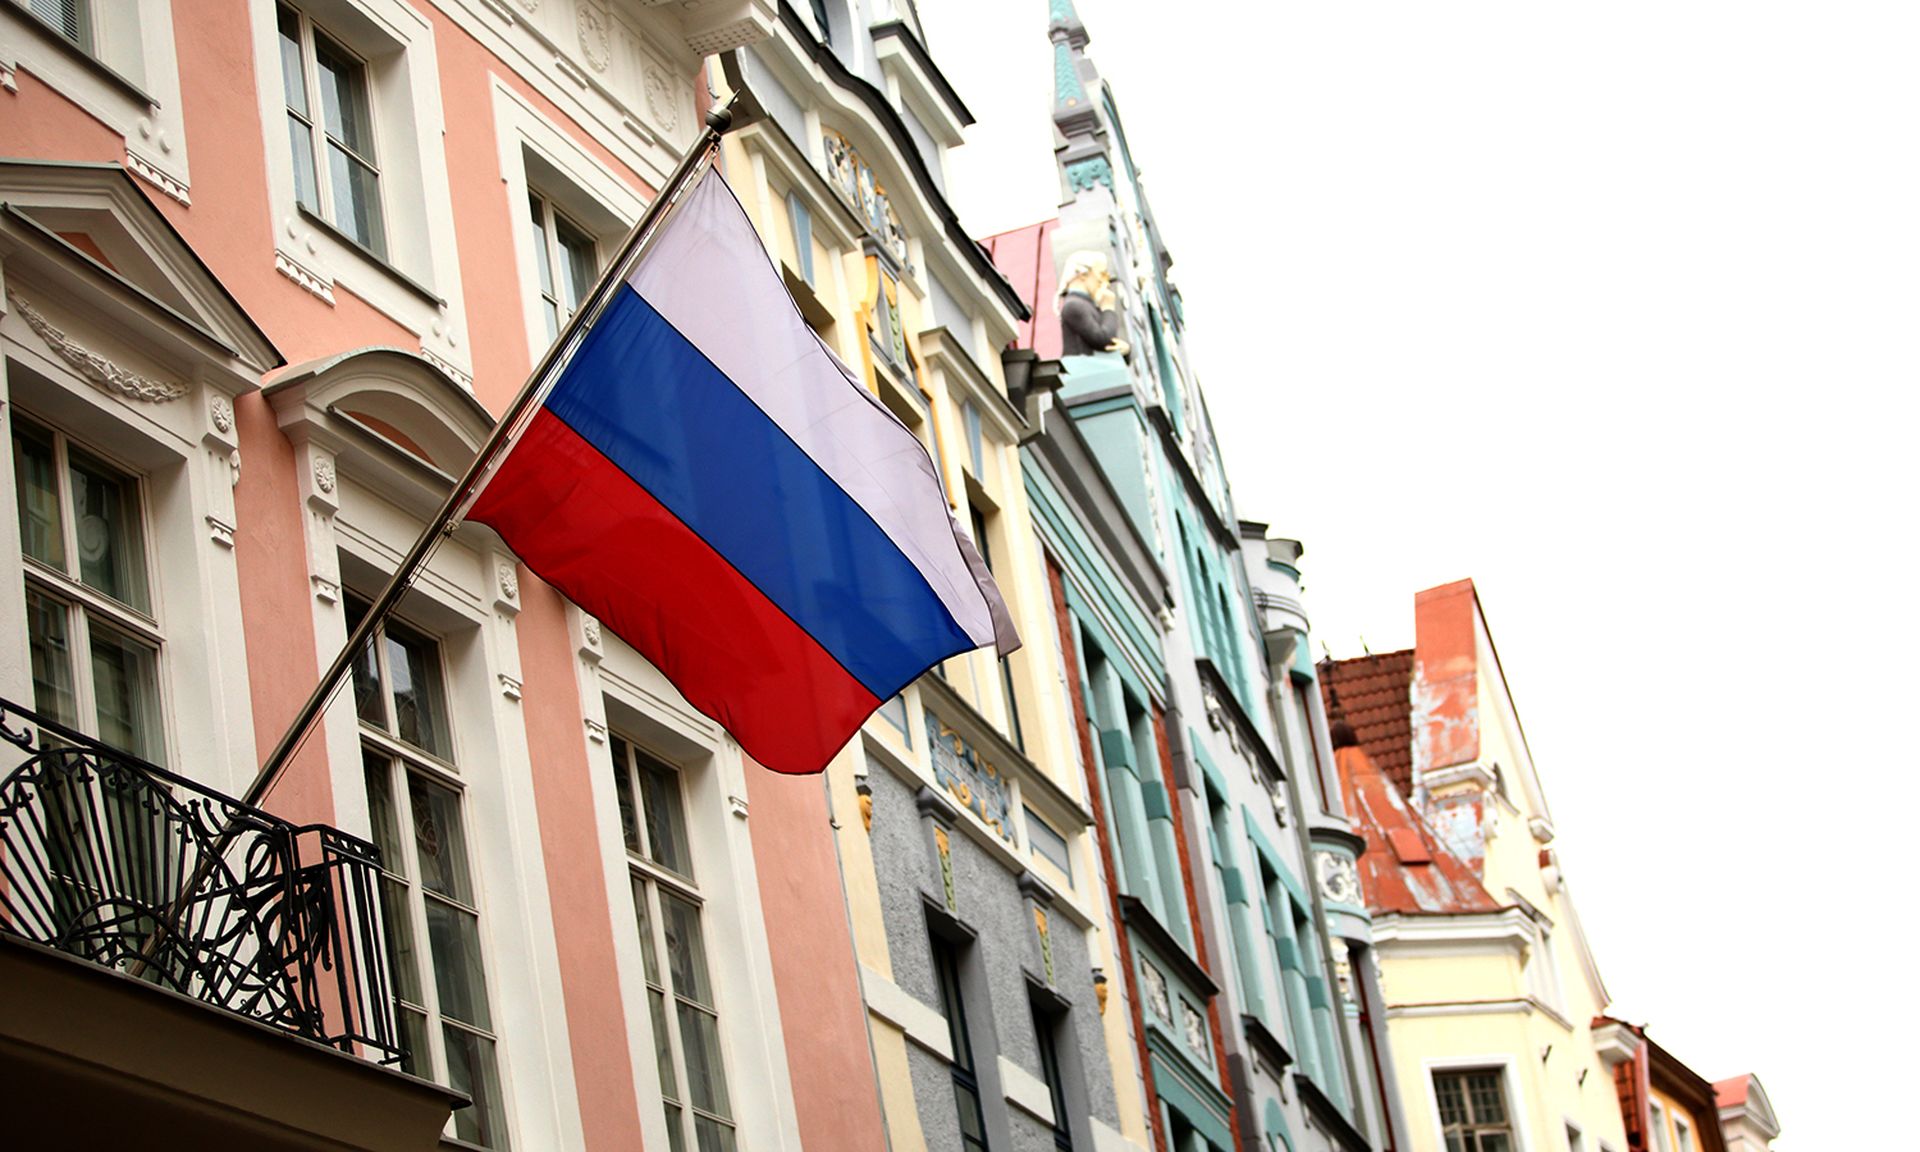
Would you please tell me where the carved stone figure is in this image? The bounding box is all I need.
[1056,250,1130,357]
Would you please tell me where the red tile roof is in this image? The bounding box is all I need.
[1321,651,1416,797]
[980,220,1062,360]
[1334,743,1498,915]
[1714,1076,1750,1110]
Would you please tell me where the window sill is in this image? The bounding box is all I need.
[296,204,444,309]
[7,8,156,107]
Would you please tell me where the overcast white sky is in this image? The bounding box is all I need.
[921,1,1919,1145]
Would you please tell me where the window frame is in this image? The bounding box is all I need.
[608,729,739,1152]
[526,187,599,346]
[352,597,512,1148]
[13,412,166,763]
[1432,1066,1516,1152]
[931,928,990,1152]
[277,2,388,260]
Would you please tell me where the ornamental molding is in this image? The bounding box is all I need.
[643,65,679,133]
[8,289,188,403]
[312,458,337,494]
[576,3,611,72]
[275,250,336,306]
[497,563,519,601]
[126,148,190,206]
[210,396,234,433]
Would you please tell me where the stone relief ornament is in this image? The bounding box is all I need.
[1180,998,1210,1057]
[576,3,611,72]
[1316,850,1361,906]
[211,396,234,433]
[9,289,188,403]
[312,457,337,494]
[643,65,679,133]
[582,616,602,646]
[1140,959,1171,1024]
[497,563,519,601]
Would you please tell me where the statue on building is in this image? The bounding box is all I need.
[1056,251,1130,358]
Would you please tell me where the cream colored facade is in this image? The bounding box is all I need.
[1344,582,1633,1152]
[710,9,1138,1151]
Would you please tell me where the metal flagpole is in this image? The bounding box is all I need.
[241,95,743,810]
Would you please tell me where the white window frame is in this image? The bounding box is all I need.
[580,629,804,1152]
[11,412,166,761]
[354,612,513,1147]
[276,3,387,260]
[247,0,468,373]
[526,189,599,346]
[491,78,647,373]
[1649,1100,1673,1152]
[0,0,192,203]
[1674,1115,1693,1152]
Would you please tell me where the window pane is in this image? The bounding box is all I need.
[89,621,161,763]
[350,626,386,730]
[288,115,320,212]
[529,194,556,296]
[630,875,662,983]
[1467,1072,1507,1123]
[409,775,473,903]
[693,1115,739,1152]
[329,145,385,257]
[650,987,677,1101]
[425,897,491,1030]
[67,447,148,612]
[277,6,309,117]
[1435,1073,1467,1126]
[380,874,424,1005]
[362,750,405,870]
[660,891,712,1006]
[26,0,88,50]
[542,300,561,345]
[1477,1136,1512,1152]
[13,420,65,569]
[610,735,642,854]
[385,623,448,757]
[640,758,690,875]
[444,1024,510,1149]
[24,587,77,726]
[555,215,596,314]
[677,1002,731,1117]
[313,33,374,157]
[662,1104,688,1152]
[395,1003,431,1078]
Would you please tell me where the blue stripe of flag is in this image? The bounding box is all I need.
[542,285,974,699]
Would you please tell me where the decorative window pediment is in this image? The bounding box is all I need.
[0,160,282,385]
[264,346,492,507]
[821,129,909,268]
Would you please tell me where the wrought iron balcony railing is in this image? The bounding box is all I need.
[0,697,405,1065]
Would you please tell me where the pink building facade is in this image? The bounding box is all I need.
[0,1,885,1147]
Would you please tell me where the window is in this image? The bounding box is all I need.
[13,415,162,763]
[1649,1102,1672,1152]
[1026,806,1071,882]
[785,191,815,285]
[1674,1117,1693,1152]
[962,399,984,477]
[1032,1001,1074,1151]
[1566,1123,1585,1152]
[968,503,1023,748]
[528,189,597,345]
[352,596,509,1147]
[1434,1068,1513,1152]
[609,732,737,1152]
[22,0,90,51]
[278,3,385,258]
[1293,681,1332,812]
[931,931,989,1152]
[872,269,908,367]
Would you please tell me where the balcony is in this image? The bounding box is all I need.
[0,697,461,1148]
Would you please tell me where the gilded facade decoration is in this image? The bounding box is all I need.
[925,712,1013,843]
[821,130,908,266]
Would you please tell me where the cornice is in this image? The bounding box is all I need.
[1119,895,1216,998]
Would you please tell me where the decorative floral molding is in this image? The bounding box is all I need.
[497,563,519,601]
[312,458,337,494]
[8,289,188,402]
[210,396,234,434]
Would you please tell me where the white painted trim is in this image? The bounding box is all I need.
[998,1054,1057,1126]
[1374,908,1533,954]
[861,962,952,1061]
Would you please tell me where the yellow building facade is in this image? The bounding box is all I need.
[1324,581,1632,1152]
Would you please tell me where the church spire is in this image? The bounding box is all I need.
[1048,0,1110,193]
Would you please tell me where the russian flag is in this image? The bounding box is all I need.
[468,168,1017,774]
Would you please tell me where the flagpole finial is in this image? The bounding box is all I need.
[706,98,736,135]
